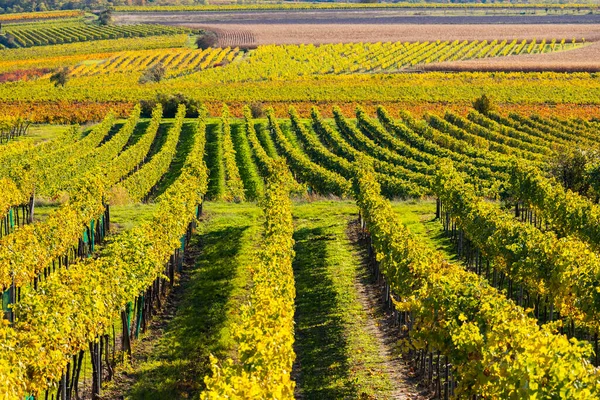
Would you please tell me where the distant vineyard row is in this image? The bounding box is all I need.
[72,46,241,77]
[0,10,83,22]
[0,22,192,49]
[63,38,580,79]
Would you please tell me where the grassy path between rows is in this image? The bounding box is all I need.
[101,199,452,399]
[390,199,456,262]
[102,202,262,400]
[292,200,420,399]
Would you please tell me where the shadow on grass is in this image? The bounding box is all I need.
[125,120,151,149]
[125,225,248,400]
[425,216,459,263]
[292,227,358,399]
[205,123,224,200]
[147,121,172,161]
[101,122,124,144]
[152,121,197,198]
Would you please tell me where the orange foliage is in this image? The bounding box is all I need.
[2,101,135,124]
[4,100,599,124]
[205,101,600,119]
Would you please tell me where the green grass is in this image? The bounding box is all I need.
[390,199,456,262]
[144,120,172,163]
[123,119,151,150]
[255,122,278,158]
[205,122,225,200]
[110,203,158,232]
[292,200,394,399]
[280,120,301,149]
[115,202,263,400]
[230,121,264,201]
[24,124,71,144]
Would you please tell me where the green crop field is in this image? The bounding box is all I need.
[1,3,600,400]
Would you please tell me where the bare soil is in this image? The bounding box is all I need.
[114,10,600,26]
[347,219,428,400]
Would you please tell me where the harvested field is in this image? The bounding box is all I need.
[114,10,600,25]
[209,27,257,47]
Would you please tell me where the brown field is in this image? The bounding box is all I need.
[114,10,600,26]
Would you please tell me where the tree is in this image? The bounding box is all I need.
[0,33,17,49]
[50,67,69,87]
[473,94,495,114]
[549,147,600,198]
[196,31,218,50]
[249,101,265,118]
[140,93,204,118]
[138,62,166,84]
[98,9,112,26]
[585,160,600,203]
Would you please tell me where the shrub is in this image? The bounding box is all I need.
[98,9,112,26]
[196,31,218,49]
[550,147,600,199]
[138,62,166,84]
[473,94,495,114]
[50,67,69,87]
[249,101,265,118]
[141,93,204,118]
[0,33,17,48]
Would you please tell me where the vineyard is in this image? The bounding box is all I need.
[1,36,599,125]
[0,21,192,49]
[60,39,583,79]
[0,99,599,398]
[0,10,84,22]
[71,46,242,77]
[2,5,600,400]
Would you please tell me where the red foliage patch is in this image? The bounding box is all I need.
[0,68,52,83]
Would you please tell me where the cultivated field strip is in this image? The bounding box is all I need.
[48,39,585,82]
[214,28,257,47]
[191,39,584,83]
[70,46,241,77]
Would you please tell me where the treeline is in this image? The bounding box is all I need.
[0,0,123,14]
[2,0,597,15]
